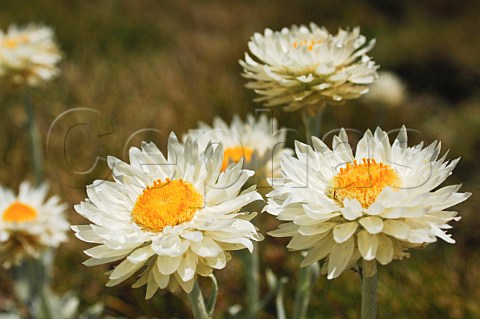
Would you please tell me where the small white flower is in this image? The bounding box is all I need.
[240,23,379,113]
[0,181,69,268]
[265,127,470,279]
[0,24,62,88]
[73,133,263,298]
[187,114,292,185]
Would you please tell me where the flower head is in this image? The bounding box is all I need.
[0,181,69,268]
[187,114,292,186]
[265,127,470,279]
[240,23,379,113]
[0,24,62,89]
[73,133,262,298]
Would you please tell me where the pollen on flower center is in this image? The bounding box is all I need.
[293,39,322,51]
[327,158,400,208]
[2,202,38,222]
[132,179,203,231]
[222,146,254,171]
[3,35,28,49]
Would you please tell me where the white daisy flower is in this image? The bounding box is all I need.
[0,181,69,268]
[72,133,263,298]
[187,114,292,185]
[240,23,379,113]
[265,127,470,279]
[0,24,62,88]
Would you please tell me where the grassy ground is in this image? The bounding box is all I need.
[1,0,479,318]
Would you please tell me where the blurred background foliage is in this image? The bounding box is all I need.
[0,0,479,318]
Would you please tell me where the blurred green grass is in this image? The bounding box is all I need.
[1,0,479,318]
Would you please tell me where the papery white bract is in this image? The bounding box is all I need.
[240,23,379,113]
[0,181,69,268]
[265,127,470,279]
[0,24,62,88]
[72,133,263,298]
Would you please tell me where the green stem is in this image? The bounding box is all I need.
[260,270,286,312]
[301,107,324,145]
[361,271,378,319]
[205,274,218,316]
[275,278,287,319]
[39,289,54,319]
[12,257,53,319]
[242,242,260,318]
[187,280,211,319]
[23,93,43,186]
[292,265,314,319]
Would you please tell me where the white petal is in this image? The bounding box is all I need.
[408,229,434,244]
[175,273,195,293]
[301,235,335,267]
[341,198,363,220]
[333,222,358,243]
[152,236,189,257]
[287,233,325,250]
[83,255,127,266]
[108,258,145,281]
[357,230,378,260]
[127,246,155,264]
[156,255,182,275]
[366,202,384,215]
[191,237,222,257]
[298,222,336,236]
[72,226,102,243]
[205,252,228,269]
[382,220,409,240]
[196,259,213,276]
[132,271,149,288]
[327,237,355,279]
[145,271,159,299]
[429,223,455,244]
[359,216,383,234]
[151,263,170,289]
[376,235,394,265]
[181,231,203,242]
[177,252,197,281]
[84,245,137,259]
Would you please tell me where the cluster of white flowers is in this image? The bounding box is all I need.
[68,24,470,301]
[0,24,62,88]
[1,18,469,310]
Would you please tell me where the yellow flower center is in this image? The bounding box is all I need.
[222,146,254,171]
[2,202,38,223]
[132,179,203,231]
[328,158,400,208]
[2,35,28,49]
[293,39,322,51]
